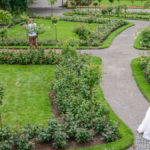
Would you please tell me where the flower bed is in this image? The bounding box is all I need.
[0,43,134,149]
[0,17,129,49]
[64,9,150,21]
[0,49,60,65]
[134,26,150,50]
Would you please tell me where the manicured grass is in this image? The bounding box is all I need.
[0,65,56,128]
[8,19,98,41]
[131,58,150,102]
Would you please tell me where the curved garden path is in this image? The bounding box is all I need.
[81,20,150,149]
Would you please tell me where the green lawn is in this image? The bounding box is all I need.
[0,65,56,128]
[8,19,98,41]
[93,0,146,7]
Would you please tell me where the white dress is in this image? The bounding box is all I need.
[137,107,150,140]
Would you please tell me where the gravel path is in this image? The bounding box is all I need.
[17,2,150,147]
[81,20,150,149]
[82,20,150,132]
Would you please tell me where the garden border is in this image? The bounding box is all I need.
[134,32,150,50]
[131,58,150,102]
[0,22,134,50]
[77,85,134,150]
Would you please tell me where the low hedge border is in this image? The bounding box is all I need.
[134,32,150,50]
[0,22,134,50]
[131,58,150,102]
[99,22,134,49]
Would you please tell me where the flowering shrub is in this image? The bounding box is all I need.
[140,55,150,83]
[0,49,60,65]
[140,27,150,48]
[0,40,120,149]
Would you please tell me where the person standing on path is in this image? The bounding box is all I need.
[137,107,150,140]
[27,18,38,49]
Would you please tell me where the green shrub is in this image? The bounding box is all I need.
[15,135,35,150]
[0,141,13,150]
[102,121,120,142]
[75,128,93,143]
[73,24,90,41]
[53,130,68,149]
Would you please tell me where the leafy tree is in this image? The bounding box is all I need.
[48,0,57,16]
[93,1,99,11]
[97,0,102,10]
[51,16,59,41]
[0,10,12,47]
[131,0,135,6]
[109,0,114,5]
[85,64,101,126]
[117,0,121,5]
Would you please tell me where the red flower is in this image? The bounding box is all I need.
[7,56,11,59]
[118,122,120,125]
[42,57,45,59]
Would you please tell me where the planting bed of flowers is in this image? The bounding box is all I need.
[139,55,150,84]
[0,41,134,150]
[64,9,150,21]
[0,16,129,48]
[134,26,150,50]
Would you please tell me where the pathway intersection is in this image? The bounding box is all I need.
[26,1,150,148]
[80,20,150,150]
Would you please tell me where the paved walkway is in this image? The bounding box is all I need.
[21,2,150,147]
[81,20,150,149]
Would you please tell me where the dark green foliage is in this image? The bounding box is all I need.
[15,134,35,150]
[53,130,68,149]
[102,121,120,142]
[0,0,28,12]
[75,128,93,143]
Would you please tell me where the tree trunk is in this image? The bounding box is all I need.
[0,114,2,129]
[88,0,90,13]
[51,4,53,16]
[78,72,80,94]
[90,85,93,127]
[55,25,57,42]
[62,0,64,6]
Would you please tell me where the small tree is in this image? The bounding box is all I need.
[108,0,114,5]
[97,0,102,11]
[51,16,59,42]
[131,0,135,6]
[0,28,8,47]
[117,0,120,5]
[0,10,12,48]
[93,1,98,12]
[48,0,57,16]
[86,64,101,127]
